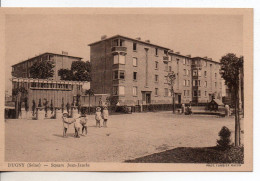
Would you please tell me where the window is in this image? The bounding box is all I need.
[113,86,118,95]
[169,66,172,72]
[187,90,190,96]
[119,86,125,95]
[187,80,190,86]
[184,69,186,75]
[119,55,125,64]
[119,39,124,46]
[113,70,125,80]
[204,81,207,87]
[133,86,137,96]
[164,63,168,71]
[193,80,200,86]
[193,70,198,76]
[155,61,159,69]
[155,48,158,56]
[198,70,201,76]
[133,57,137,66]
[155,75,159,82]
[112,39,119,46]
[204,61,207,67]
[113,54,125,64]
[215,73,217,78]
[193,90,197,97]
[164,88,168,97]
[184,90,186,96]
[133,72,137,81]
[198,90,201,97]
[155,88,159,96]
[183,59,186,65]
[113,71,118,79]
[183,80,186,86]
[204,71,207,77]
[215,82,217,87]
[187,69,189,76]
[205,91,207,97]
[120,71,125,79]
[133,42,137,51]
[113,55,119,64]
[164,76,168,84]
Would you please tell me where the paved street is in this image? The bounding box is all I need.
[5,112,242,162]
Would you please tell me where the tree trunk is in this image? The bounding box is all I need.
[15,96,19,119]
[234,87,241,146]
[89,94,91,114]
[172,88,175,114]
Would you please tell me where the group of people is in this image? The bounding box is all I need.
[62,106,109,138]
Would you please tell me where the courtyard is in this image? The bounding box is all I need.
[5,112,243,162]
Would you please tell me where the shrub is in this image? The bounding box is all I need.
[217,126,232,149]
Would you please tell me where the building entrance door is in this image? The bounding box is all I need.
[146,93,151,104]
[142,91,151,105]
[178,94,181,104]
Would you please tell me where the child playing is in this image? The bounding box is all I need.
[62,111,70,137]
[95,107,102,128]
[74,113,81,138]
[102,106,109,127]
[80,113,88,136]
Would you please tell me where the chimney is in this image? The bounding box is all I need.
[136,37,141,40]
[186,54,191,58]
[62,51,68,55]
[101,35,107,40]
[145,40,150,43]
[203,56,208,59]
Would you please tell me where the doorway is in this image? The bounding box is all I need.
[146,93,151,104]
[178,94,181,104]
[142,91,151,105]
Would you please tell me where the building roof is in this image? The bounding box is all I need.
[88,34,220,64]
[12,52,83,67]
[212,99,224,106]
[88,34,171,51]
[192,56,220,64]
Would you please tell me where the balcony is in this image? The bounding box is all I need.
[191,64,202,69]
[111,46,127,55]
[163,56,169,63]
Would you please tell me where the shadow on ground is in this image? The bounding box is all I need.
[125,146,244,163]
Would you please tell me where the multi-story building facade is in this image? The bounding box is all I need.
[12,52,83,81]
[11,52,86,109]
[89,35,222,106]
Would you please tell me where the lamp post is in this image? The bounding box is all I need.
[167,71,176,114]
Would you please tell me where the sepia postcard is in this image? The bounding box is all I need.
[0,8,253,171]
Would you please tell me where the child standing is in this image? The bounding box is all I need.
[62,111,70,137]
[95,107,102,128]
[80,113,88,136]
[74,114,81,138]
[102,106,109,127]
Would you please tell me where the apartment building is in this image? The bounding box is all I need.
[89,35,222,106]
[12,52,82,81]
[11,52,85,109]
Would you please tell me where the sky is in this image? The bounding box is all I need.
[4,13,243,93]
